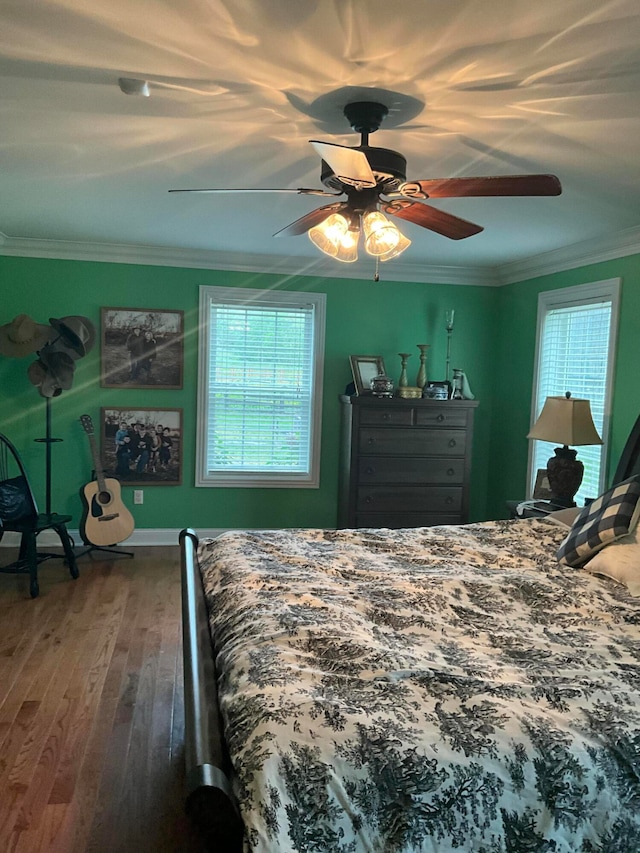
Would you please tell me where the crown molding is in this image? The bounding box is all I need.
[2,225,639,287]
[496,225,640,284]
[0,232,497,286]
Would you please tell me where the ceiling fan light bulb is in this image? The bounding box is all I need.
[308,213,349,257]
[334,229,359,262]
[379,231,411,261]
[363,210,400,256]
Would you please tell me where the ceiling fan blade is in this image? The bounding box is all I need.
[383,200,483,240]
[398,174,562,199]
[309,140,377,188]
[273,202,349,238]
[168,187,341,197]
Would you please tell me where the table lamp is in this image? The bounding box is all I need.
[527,392,603,507]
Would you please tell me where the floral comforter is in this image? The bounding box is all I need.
[198,519,640,852]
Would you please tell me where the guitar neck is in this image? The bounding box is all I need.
[87,432,107,491]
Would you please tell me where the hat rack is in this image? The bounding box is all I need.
[0,314,96,521]
[35,396,61,517]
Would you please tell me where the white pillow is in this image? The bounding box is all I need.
[583,522,640,596]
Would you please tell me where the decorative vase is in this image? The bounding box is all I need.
[451,368,464,399]
[415,344,429,389]
[398,353,411,389]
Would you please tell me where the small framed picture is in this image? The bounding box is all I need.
[101,407,183,486]
[533,468,553,500]
[101,307,184,389]
[349,355,386,395]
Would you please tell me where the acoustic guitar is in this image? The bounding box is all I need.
[79,414,135,546]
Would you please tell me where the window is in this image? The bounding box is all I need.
[196,285,326,488]
[529,280,620,504]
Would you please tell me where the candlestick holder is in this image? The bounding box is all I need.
[415,344,430,389]
[398,352,411,389]
[445,310,455,382]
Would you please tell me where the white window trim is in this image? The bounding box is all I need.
[527,278,620,499]
[196,285,326,488]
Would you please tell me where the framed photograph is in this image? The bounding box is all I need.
[533,468,553,500]
[349,355,386,395]
[101,307,184,389]
[101,407,183,486]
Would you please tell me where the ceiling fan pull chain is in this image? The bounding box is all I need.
[374,256,380,282]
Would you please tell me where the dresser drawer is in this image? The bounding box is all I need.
[357,485,463,512]
[358,428,466,456]
[358,457,464,484]
[359,407,413,426]
[415,407,469,428]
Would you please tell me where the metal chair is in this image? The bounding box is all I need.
[0,432,78,598]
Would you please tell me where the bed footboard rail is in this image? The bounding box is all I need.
[179,528,243,849]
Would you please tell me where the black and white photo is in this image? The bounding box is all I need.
[101,307,184,388]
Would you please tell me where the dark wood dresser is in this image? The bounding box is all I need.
[338,395,478,528]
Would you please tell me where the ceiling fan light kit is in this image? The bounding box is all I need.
[169,98,561,268]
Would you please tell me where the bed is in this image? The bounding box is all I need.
[180,414,640,852]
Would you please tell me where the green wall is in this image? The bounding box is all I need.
[0,256,499,530]
[488,254,640,520]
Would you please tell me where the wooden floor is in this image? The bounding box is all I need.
[0,547,207,853]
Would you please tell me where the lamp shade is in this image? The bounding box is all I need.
[527,394,603,447]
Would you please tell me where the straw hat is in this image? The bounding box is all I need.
[49,315,96,358]
[0,314,52,358]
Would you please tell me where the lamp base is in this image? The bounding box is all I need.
[546,446,583,507]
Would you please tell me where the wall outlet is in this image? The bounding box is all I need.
[133,490,144,505]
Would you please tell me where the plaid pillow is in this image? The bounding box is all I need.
[557,475,640,567]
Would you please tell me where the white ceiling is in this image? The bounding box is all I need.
[1,0,640,280]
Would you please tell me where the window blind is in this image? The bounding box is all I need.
[207,301,315,475]
[532,301,612,504]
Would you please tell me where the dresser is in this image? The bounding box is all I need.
[338,395,478,529]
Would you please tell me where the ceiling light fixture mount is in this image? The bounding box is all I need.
[118,77,150,97]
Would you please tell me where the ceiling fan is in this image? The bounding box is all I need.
[169,100,562,263]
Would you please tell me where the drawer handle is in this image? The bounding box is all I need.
[367,437,376,444]
[382,413,390,421]
[366,466,375,475]
[447,468,455,476]
[365,496,374,504]
[445,496,454,505]
[436,414,445,422]
[448,439,457,448]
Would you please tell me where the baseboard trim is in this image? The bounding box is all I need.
[0,528,230,549]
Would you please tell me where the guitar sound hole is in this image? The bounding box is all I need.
[98,491,111,504]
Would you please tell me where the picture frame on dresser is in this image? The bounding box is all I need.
[533,468,553,500]
[349,355,386,396]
